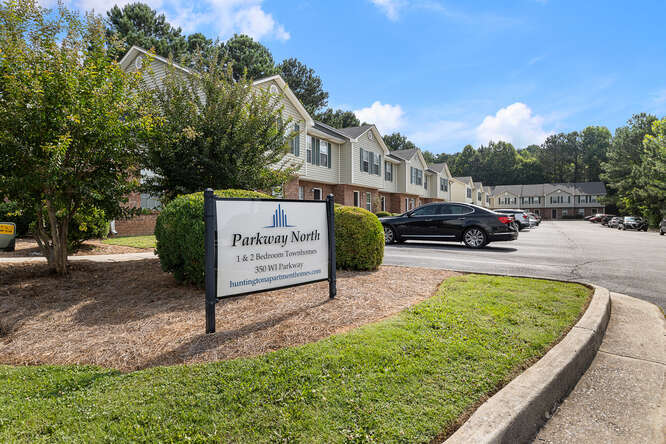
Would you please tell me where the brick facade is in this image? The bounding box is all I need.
[524,206,604,220]
[113,214,158,236]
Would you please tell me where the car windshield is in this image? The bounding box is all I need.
[624,217,636,221]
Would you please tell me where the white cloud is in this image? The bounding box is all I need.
[354,101,405,133]
[369,0,405,21]
[476,103,550,147]
[57,0,289,42]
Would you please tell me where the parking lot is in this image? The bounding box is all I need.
[384,220,666,310]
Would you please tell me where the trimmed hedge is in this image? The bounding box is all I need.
[375,211,392,218]
[155,189,273,286]
[335,206,384,270]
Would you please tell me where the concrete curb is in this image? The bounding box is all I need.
[445,284,611,444]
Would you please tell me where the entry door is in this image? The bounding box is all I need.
[313,189,322,200]
[552,209,557,219]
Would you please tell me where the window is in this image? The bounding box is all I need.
[381,196,386,211]
[562,208,568,216]
[365,192,372,211]
[405,198,409,211]
[354,191,360,207]
[477,192,481,201]
[313,188,322,201]
[410,167,423,185]
[360,149,370,173]
[440,204,473,215]
[577,208,585,215]
[290,123,300,156]
[372,153,381,175]
[440,178,448,192]
[298,186,304,200]
[424,176,428,190]
[385,162,393,181]
[552,209,557,218]
[411,205,439,216]
[307,136,313,163]
[410,198,415,210]
[466,188,472,198]
[319,141,329,167]
[567,195,571,203]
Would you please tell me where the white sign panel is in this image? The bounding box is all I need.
[216,200,329,297]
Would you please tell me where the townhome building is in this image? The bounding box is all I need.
[118,45,461,215]
[451,177,475,204]
[487,182,606,219]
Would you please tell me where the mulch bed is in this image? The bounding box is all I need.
[0,260,457,372]
[0,238,151,258]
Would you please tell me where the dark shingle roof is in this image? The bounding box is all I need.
[313,120,350,139]
[453,176,474,184]
[336,125,373,139]
[388,148,419,161]
[428,163,447,173]
[487,182,606,196]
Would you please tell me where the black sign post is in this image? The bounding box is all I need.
[204,189,336,334]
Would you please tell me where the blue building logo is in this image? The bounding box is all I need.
[265,204,295,228]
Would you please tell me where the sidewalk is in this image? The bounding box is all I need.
[0,252,155,263]
[534,292,665,444]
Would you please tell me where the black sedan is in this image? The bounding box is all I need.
[380,202,518,248]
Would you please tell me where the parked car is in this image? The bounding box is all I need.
[380,202,518,249]
[495,209,531,230]
[600,214,616,225]
[526,212,541,226]
[589,213,605,222]
[660,218,666,235]
[618,216,648,231]
[607,216,623,229]
[584,215,595,221]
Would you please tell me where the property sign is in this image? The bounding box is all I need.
[203,190,336,333]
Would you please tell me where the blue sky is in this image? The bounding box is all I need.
[56,0,666,154]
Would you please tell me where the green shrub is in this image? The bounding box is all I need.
[375,211,392,217]
[155,189,272,286]
[0,201,34,236]
[67,206,110,252]
[335,206,384,271]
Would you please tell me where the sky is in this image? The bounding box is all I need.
[48,0,666,154]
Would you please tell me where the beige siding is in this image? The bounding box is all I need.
[351,132,385,189]
[450,181,468,202]
[381,160,399,193]
[545,191,573,208]
[302,138,339,184]
[405,156,428,196]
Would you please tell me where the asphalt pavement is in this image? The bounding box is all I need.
[383,220,666,310]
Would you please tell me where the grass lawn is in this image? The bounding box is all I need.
[102,235,156,249]
[0,275,589,443]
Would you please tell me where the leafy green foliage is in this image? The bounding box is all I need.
[278,58,328,115]
[65,206,110,252]
[106,2,188,61]
[315,108,361,128]
[142,49,296,201]
[0,0,155,273]
[0,275,589,442]
[334,206,384,270]
[154,189,272,286]
[0,201,33,237]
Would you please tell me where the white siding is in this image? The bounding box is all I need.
[302,137,339,184]
[381,160,399,192]
[545,191,572,207]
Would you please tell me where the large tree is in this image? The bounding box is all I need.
[221,34,276,81]
[636,118,666,223]
[580,126,611,182]
[601,113,657,213]
[142,49,295,200]
[0,0,154,274]
[383,132,418,151]
[315,108,360,128]
[106,2,188,61]
[278,58,328,115]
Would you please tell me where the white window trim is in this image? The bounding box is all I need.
[298,186,304,200]
[312,187,322,201]
[365,192,372,211]
[354,191,360,207]
[381,195,386,211]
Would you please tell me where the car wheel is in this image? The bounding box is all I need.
[462,227,487,249]
[383,226,396,244]
[660,230,664,235]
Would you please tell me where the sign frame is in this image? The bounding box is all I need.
[203,188,336,334]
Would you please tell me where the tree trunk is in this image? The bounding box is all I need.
[43,200,70,275]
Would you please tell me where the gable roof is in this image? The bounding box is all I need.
[487,182,607,197]
[453,176,474,186]
[473,181,484,189]
[118,45,192,75]
[252,75,314,126]
[313,120,351,140]
[388,148,419,161]
[336,124,374,139]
